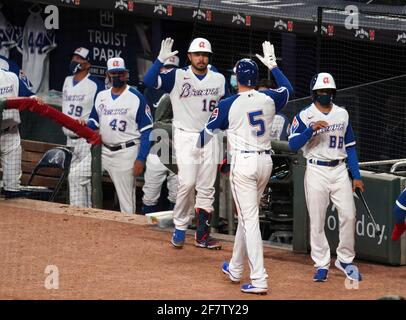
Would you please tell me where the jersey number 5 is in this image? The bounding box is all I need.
[248,110,265,136]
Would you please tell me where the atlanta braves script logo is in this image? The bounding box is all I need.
[63,92,85,102]
[313,123,345,136]
[179,83,220,98]
[0,85,14,95]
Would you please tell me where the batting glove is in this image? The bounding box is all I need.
[157,38,179,63]
[256,41,278,70]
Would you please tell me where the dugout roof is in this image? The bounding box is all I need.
[25,0,406,44]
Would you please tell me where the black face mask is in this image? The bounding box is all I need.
[69,61,83,75]
[315,94,333,106]
[111,75,126,88]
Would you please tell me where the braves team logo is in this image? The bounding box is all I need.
[113,60,120,67]
[199,41,205,48]
[48,151,64,165]
[145,105,153,122]
[0,85,14,95]
[179,83,220,98]
[323,77,330,84]
[291,116,299,132]
[207,108,219,125]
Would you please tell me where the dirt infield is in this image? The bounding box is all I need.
[0,199,405,300]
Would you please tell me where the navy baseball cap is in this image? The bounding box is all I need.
[71,47,90,60]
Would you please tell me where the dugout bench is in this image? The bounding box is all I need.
[0,139,145,211]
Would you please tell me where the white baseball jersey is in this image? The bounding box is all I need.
[0,11,15,58]
[62,74,104,122]
[204,88,289,151]
[17,12,57,93]
[0,69,33,129]
[88,85,153,146]
[289,103,355,160]
[157,66,226,132]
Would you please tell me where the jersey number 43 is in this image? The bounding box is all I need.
[109,119,127,132]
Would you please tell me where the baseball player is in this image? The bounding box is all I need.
[143,37,228,249]
[141,56,180,214]
[88,57,153,214]
[0,67,35,197]
[0,55,33,91]
[289,72,364,282]
[62,47,104,208]
[198,42,293,294]
[392,189,406,241]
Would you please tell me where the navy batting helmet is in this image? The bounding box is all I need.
[234,59,258,87]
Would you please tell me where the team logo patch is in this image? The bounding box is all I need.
[291,116,299,132]
[113,60,120,67]
[199,41,205,48]
[208,108,219,123]
[323,77,330,84]
[145,105,153,122]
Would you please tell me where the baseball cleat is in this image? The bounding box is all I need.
[240,283,268,295]
[313,268,328,282]
[334,260,362,281]
[392,222,406,241]
[171,229,185,249]
[195,236,222,250]
[221,262,240,283]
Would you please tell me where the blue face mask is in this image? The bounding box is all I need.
[230,75,237,89]
[111,75,126,88]
[315,94,333,106]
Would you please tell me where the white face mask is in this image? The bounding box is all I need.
[230,74,237,89]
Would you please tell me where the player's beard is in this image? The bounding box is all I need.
[192,61,208,72]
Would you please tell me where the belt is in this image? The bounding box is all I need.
[241,150,272,155]
[0,125,17,134]
[308,159,343,167]
[103,141,136,152]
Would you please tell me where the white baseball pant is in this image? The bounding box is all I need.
[0,128,22,191]
[228,152,272,289]
[172,128,221,231]
[142,153,177,206]
[67,137,92,208]
[102,143,139,214]
[304,161,356,269]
